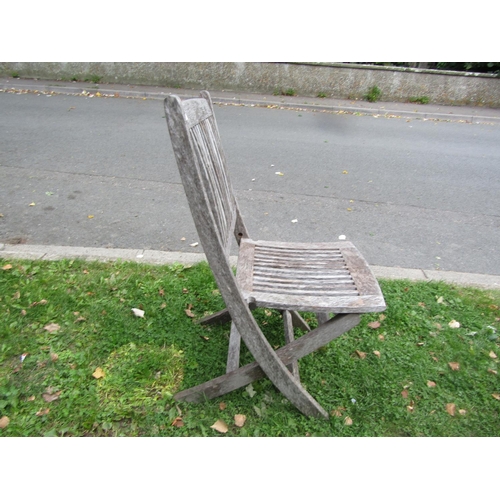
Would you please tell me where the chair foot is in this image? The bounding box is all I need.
[175,313,361,418]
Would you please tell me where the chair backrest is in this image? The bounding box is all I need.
[164,91,244,258]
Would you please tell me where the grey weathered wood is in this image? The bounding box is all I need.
[283,310,300,379]
[174,313,360,403]
[164,91,386,418]
[226,322,241,373]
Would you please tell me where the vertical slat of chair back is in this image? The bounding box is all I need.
[168,93,237,255]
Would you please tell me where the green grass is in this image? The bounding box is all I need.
[1,258,499,437]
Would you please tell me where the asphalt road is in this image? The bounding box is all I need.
[1,90,499,275]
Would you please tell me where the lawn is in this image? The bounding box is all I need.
[1,257,499,437]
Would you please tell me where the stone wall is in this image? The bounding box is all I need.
[1,62,499,107]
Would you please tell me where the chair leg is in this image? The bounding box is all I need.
[289,310,311,332]
[315,312,331,325]
[175,313,361,418]
[197,303,257,326]
[283,311,300,380]
[226,322,241,373]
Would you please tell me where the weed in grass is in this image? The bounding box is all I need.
[317,92,328,98]
[364,85,382,102]
[1,258,499,436]
[273,88,296,97]
[409,96,430,104]
[10,72,20,78]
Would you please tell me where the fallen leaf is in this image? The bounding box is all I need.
[449,320,460,329]
[159,289,165,296]
[373,350,381,358]
[131,308,145,318]
[368,321,381,329]
[379,314,386,321]
[189,242,199,247]
[407,402,415,412]
[36,408,50,416]
[42,391,61,403]
[92,367,105,379]
[489,351,498,359]
[344,416,353,425]
[355,350,366,359]
[427,380,437,388]
[219,402,227,411]
[234,414,247,427]
[43,323,60,333]
[29,202,36,206]
[492,394,500,401]
[401,389,409,399]
[459,409,467,415]
[210,419,228,433]
[185,307,195,318]
[437,296,445,304]
[448,362,460,371]
[488,369,497,375]
[27,396,35,401]
[330,408,344,417]
[2,264,13,270]
[378,334,385,341]
[12,291,20,300]
[446,403,456,416]
[30,299,47,307]
[50,353,59,362]
[0,416,10,429]
[171,417,184,427]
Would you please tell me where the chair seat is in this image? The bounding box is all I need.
[237,238,386,314]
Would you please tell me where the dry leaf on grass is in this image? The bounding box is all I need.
[355,350,366,359]
[0,416,10,429]
[219,402,227,411]
[446,403,456,416]
[459,409,467,415]
[50,353,59,362]
[448,320,460,329]
[92,367,105,379]
[448,362,460,371]
[234,414,247,427]
[488,369,497,375]
[427,380,437,388]
[2,264,13,271]
[210,420,228,433]
[344,416,353,425]
[43,323,60,332]
[373,350,381,358]
[36,408,50,417]
[401,389,409,399]
[42,391,61,403]
[489,351,498,359]
[368,321,381,329]
[171,417,184,427]
[492,394,500,401]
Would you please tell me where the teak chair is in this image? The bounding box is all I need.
[164,91,386,418]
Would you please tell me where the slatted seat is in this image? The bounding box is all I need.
[164,91,386,418]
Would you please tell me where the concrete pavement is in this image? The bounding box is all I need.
[1,77,500,289]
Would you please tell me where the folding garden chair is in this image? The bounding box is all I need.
[164,91,386,418]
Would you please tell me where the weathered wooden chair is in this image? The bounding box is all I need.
[164,91,386,418]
